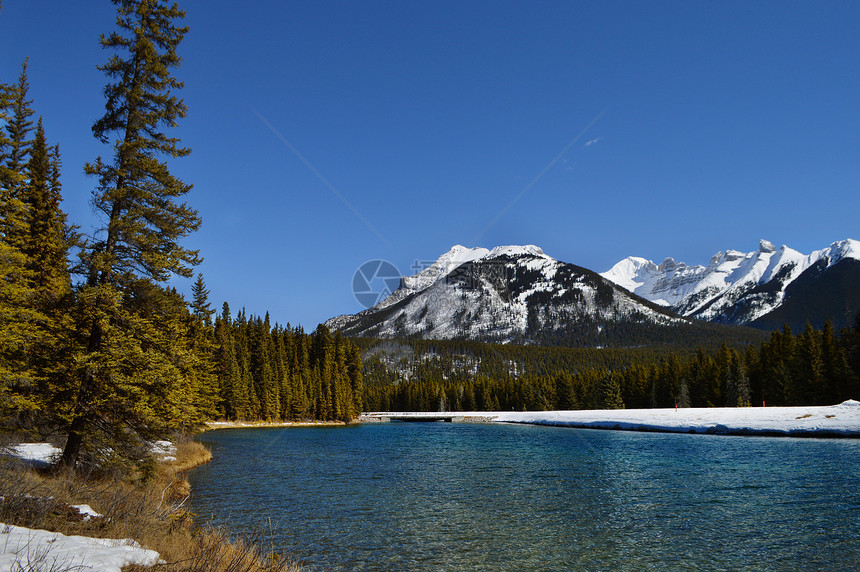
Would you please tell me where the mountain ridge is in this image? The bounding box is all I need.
[600,238,859,330]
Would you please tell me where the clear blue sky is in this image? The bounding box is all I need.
[2,1,858,328]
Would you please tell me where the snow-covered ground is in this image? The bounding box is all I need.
[2,441,178,465]
[491,400,860,436]
[0,523,161,572]
[3,443,62,468]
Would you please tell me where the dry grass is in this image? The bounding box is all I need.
[0,438,302,572]
[166,440,214,474]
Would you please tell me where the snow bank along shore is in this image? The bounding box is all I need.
[364,400,860,437]
[493,400,860,437]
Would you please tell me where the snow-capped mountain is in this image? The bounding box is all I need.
[601,239,860,329]
[326,245,736,346]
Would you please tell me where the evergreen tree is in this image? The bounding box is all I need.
[0,223,44,426]
[797,322,824,405]
[24,118,71,302]
[1,63,33,254]
[4,59,34,184]
[0,77,12,183]
[820,318,848,403]
[191,273,214,326]
[185,289,218,422]
[17,119,76,434]
[272,329,290,419]
[848,313,860,399]
[62,0,201,468]
[598,372,625,410]
[731,350,751,407]
[677,378,692,408]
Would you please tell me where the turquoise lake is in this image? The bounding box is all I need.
[190,423,860,570]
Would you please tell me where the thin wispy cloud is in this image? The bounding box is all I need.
[584,137,602,147]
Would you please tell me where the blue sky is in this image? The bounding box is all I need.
[2,1,858,328]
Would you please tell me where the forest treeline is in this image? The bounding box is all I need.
[362,318,860,412]
[213,309,363,423]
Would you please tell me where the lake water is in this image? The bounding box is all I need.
[190,423,860,570]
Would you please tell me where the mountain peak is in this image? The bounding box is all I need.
[487,244,547,259]
[401,245,490,293]
[826,239,860,264]
[658,257,680,272]
[759,239,776,253]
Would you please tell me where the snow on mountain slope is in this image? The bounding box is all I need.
[402,245,490,292]
[326,245,683,344]
[601,239,859,326]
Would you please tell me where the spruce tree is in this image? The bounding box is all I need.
[191,273,214,326]
[0,78,10,177]
[1,62,33,252]
[731,350,751,407]
[4,60,34,183]
[24,118,71,302]
[347,344,364,415]
[797,322,824,405]
[820,318,848,403]
[848,312,860,398]
[597,372,625,410]
[62,0,201,467]
[17,119,77,434]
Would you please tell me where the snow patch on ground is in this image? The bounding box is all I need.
[149,440,177,462]
[0,523,160,572]
[70,504,102,521]
[1,443,62,469]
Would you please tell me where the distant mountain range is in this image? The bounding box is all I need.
[326,238,858,346]
[601,239,860,331]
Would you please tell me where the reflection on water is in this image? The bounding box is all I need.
[190,423,860,571]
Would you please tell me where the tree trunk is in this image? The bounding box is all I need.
[60,418,85,468]
[60,320,102,468]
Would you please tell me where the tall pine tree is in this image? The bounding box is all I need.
[62,0,201,468]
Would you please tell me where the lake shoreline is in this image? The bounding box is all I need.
[203,420,348,431]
